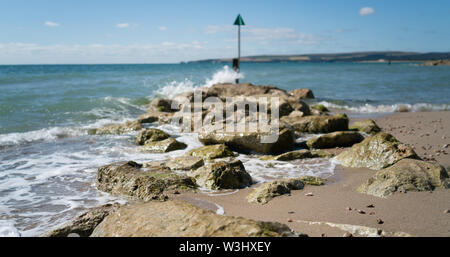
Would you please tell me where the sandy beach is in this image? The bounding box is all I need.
[174,111,450,237]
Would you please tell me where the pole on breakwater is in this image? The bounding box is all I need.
[233,14,245,84]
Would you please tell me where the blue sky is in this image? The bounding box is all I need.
[0,0,449,64]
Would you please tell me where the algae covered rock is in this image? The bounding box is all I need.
[149,97,173,112]
[136,128,170,145]
[91,200,296,237]
[89,120,142,135]
[140,137,187,153]
[311,104,329,113]
[350,119,381,134]
[165,156,204,171]
[357,159,450,198]
[43,203,121,237]
[297,176,327,186]
[306,131,364,149]
[188,160,252,190]
[97,161,197,201]
[261,149,333,161]
[247,179,305,204]
[336,132,418,170]
[198,127,295,155]
[281,114,348,133]
[186,144,236,160]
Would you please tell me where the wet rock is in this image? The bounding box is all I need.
[149,98,173,112]
[165,156,204,171]
[357,159,450,198]
[137,111,174,125]
[43,203,121,237]
[188,160,252,190]
[336,132,419,170]
[281,113,349,133]
[260,149,334,161]
[306,131,364,149]
[140,138,187,153]
[198,127,295,155]
[186,144,236,160]
[206,83,290,98]
[350,119,381,134]
[311,104,329,113]
[288,88,315,99]
[97,161,197,201]
[287,101,311,116]
[247,179,305,204]
[297,176,327,186]
[89,120,142,135]
[136,128,170,145]
[90,200,297,237]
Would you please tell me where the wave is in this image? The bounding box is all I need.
[155,66,243,99]
[316,101,450,113]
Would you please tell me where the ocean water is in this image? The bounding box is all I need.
[0,62,449,236]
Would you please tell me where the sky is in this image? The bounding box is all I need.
[0,0,449,64]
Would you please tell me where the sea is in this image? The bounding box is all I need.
[0,62,449,236]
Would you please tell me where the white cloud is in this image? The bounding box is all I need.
[158,26,167,31]
[116,23,130,28]
[359,7,375,16]
[44,21,60,27]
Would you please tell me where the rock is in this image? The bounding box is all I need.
[137,111,174,125]
[357,210,366,214]
[186,144,236,160]
[198,127,295,155]
[305,192,314,197]
[343,232,353,237]
[288,88,314,99]
[91,200,296,237]
[444,209,450,214]
[366,204,375,208]
[96,161,197,201]
[261,149,333,161]
[136,128,170,145]
[420,59,450,66]
[188,160,252,190]
[336,132,419,170]
[350,119,381,134]
[288,101,311,116]
[206,83,289,98]
[247,179,305,204]
[281,114,349,133]
[306,131,364,149]
[165,156,204,171]
[43,203,121,237]
[89,120,142,135]
[149,98,173,112]
[377,218,384,224]
[357,159,450,198]
[140,138,187,153]
[297,176,327,186]
[311,104,329,113]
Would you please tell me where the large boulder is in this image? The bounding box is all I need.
[357,159,450,198]
[149,98,173,112]
[165,156,204,171]
[281,114,349,133]
[89,121,142,135]
[188,160,252,190]
[43,203,121,237]
[198,127,295,155]
[350,119,381,134]
[306,131,364,149]
[90,200,296,237]
[140,138,187,153]
[288,88,314,99]
[206,83,289,98]
[186,144,236,160]
[260,149,333,161]
[136,128,170,145]
[336,132,419,170]
[97,161,197,201]
[247,179,305,204]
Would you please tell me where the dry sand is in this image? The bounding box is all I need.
[175,111,450,237]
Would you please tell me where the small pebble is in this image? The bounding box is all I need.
[305,192,314,197]
[173,190,180,195]
[287,219,293,223]
[376,218,384,224]
[288,211,295,214]
[321,233,326,237]
[343,232,353,237]
[366,204,375,208]
[444,209,450,214]
[346,207,352,211]
[369,212,376,215]
[357,210,366,214]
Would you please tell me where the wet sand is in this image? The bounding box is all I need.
[175,111,450,237]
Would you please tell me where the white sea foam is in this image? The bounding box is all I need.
[317,101,450,113]
[155,66,244,99]
[0,220,20,237]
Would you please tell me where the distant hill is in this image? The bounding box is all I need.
[187,51,450,63]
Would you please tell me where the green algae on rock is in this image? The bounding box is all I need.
[188,160,252,190]
[140,137,187,153]
[349,119,381,134]
[89,120,142,135]
[136,128,170,145]
[357,159,450,198]
[186,144,236,160]
[281,113,349,133]
[336,132,419,170]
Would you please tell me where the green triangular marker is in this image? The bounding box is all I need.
[234,14,245,26]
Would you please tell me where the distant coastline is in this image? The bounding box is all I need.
[186,51,450,64]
